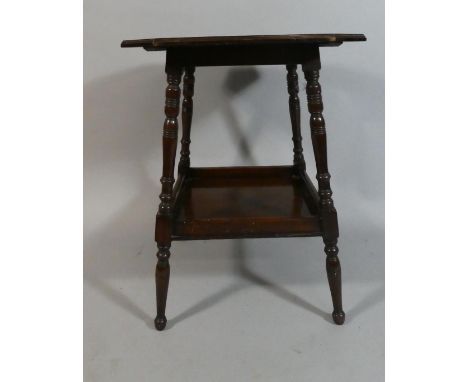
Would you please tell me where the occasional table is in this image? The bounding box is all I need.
[121,34,366,330]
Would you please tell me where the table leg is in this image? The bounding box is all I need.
[303,57,345,325]
[154,65,182,331]
[178,66,195,175]
[286,64,305,171]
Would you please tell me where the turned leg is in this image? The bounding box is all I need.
[303,52,345,325]
[325,240,344,324]
[286,64,306,171]
[154,65,182,331]
[155,245,171,330]
[178,66,195,175]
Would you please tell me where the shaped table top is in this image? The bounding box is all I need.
[121,34,366,51]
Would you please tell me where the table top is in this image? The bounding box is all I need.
[121,33,366,51]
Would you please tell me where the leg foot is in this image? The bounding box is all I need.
[332,310,345,325]
[154,315,167,331]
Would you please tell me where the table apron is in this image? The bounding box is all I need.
[163,44,333,67]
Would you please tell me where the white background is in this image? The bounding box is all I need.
[2,0,468,381]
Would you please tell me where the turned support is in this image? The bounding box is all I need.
[324,241,344,324]
[154,65,182,331]
[155,245,171,330]
[286,64,306,171]
[303,51,345,325]
[178,66,195,175]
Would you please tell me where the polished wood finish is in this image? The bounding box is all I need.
[122,34,366,67]
[303,53,344,325]
[172,166,320,240]
[121,33,366,50]
[286,64,305,171]
[121,33,366,330]
[154,66,182,331]
[178,66,195,175]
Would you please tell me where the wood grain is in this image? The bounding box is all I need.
[171,166,321,240]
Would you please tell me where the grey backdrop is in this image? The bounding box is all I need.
[84,1,384,381]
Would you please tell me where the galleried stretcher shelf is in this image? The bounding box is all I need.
[121,33,366,330]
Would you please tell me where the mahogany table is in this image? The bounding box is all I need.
[121,34,366,330]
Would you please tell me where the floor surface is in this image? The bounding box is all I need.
[84,228,384,382]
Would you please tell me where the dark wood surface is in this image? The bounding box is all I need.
[121,33,366,50]
[287,64,306,171]
[153,66,182,331]
[178,67,195,175]
[120,34,366,330]
[122,34,366,67]
[303,53,345,325]
[171,166,321,240]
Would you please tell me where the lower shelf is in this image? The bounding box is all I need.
[171,166,322,240]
